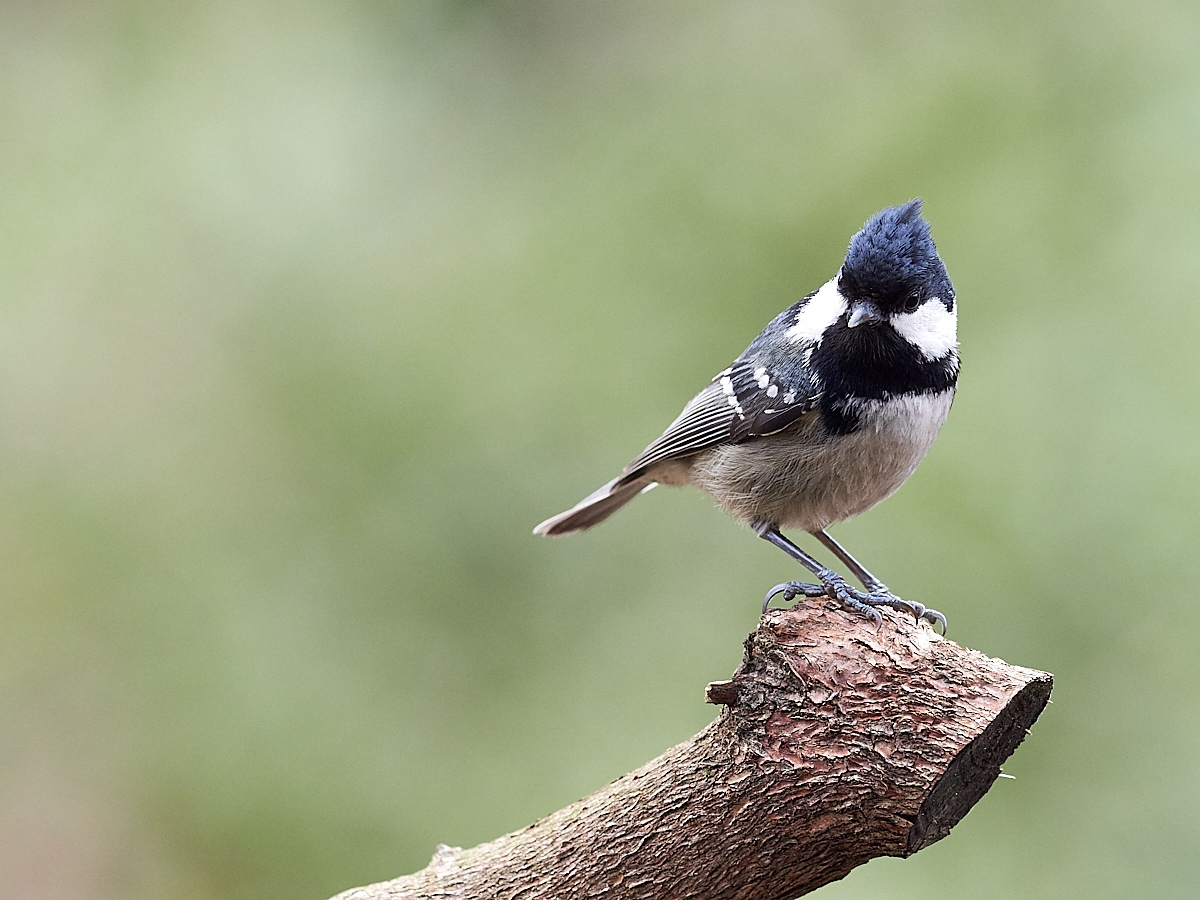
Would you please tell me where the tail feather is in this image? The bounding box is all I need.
[533,477,655,536]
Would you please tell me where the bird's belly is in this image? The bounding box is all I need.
[685,390,954,531]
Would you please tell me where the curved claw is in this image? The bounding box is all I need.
[762,583,788,613]
[923,607,948,635]
[762,581,825,614]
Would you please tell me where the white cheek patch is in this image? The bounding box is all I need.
[786,279,846,344]
[890,298,958,360]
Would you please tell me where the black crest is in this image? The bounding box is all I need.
[839,200,954,313]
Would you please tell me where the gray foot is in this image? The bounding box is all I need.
[848,575,947,633]
[765,575,947,634]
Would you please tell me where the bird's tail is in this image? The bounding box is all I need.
[533,477,656,536]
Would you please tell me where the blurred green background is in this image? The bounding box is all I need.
[2,1,1198,898]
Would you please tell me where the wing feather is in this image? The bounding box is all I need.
[623,357,820,477]
[624,382,734,474]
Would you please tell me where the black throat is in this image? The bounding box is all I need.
[808,322,957,434]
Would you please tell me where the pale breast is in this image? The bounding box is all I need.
[680,389,954,532]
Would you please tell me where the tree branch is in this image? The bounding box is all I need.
[332,602,1052,900]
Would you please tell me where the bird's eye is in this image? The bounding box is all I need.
[903,294,922,313]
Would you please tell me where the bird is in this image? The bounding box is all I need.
[534,200,958,631]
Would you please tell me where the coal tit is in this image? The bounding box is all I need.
[534,200,958,630]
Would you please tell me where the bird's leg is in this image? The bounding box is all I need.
[753,521,885,628]
[812,529,947,633]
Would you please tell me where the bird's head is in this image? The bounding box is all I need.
[835,199,956,360]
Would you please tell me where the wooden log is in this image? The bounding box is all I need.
[332,602,1052,900]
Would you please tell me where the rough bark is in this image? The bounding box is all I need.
[332,602,1052,900]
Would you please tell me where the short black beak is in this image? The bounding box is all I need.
[847,301,885,328]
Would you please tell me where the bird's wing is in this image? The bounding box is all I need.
[623,357,820,476]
